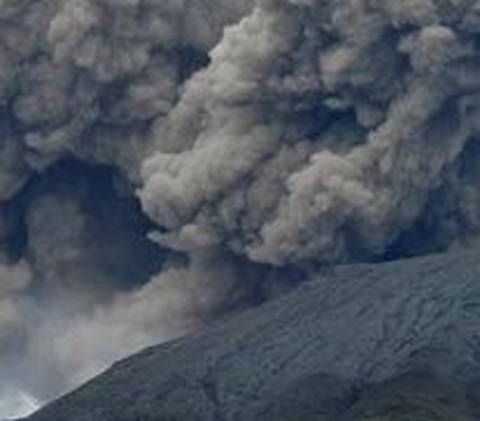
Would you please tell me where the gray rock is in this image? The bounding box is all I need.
[26,248,480,420]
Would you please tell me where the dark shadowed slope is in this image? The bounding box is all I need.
[26,248,480,420]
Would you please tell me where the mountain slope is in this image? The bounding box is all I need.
[26,248,480,420]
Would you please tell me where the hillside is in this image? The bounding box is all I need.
[26,248,480,420]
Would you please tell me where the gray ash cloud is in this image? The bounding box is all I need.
[1,0,480,411]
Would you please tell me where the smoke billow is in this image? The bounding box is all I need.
[142,0,480,266]
[2,0,480,414]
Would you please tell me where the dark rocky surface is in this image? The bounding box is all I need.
[26,248,480,420]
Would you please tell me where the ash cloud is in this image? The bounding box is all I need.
[2,0,480,413]
[142,0,480,266]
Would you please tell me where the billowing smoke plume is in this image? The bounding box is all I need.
[0,0,255,410]
[141,0,480,265]
[2,0,480,414]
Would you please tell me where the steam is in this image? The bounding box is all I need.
[0,388,39,419]
[2,0,480,413]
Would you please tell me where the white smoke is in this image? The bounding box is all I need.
[0,388,39,419]
[2,0,480,412]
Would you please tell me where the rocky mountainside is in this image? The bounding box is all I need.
[25,248,480,420]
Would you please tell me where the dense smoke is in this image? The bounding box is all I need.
[0,0,255,410]
[2,0,480,414]
[142,0,480,265]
